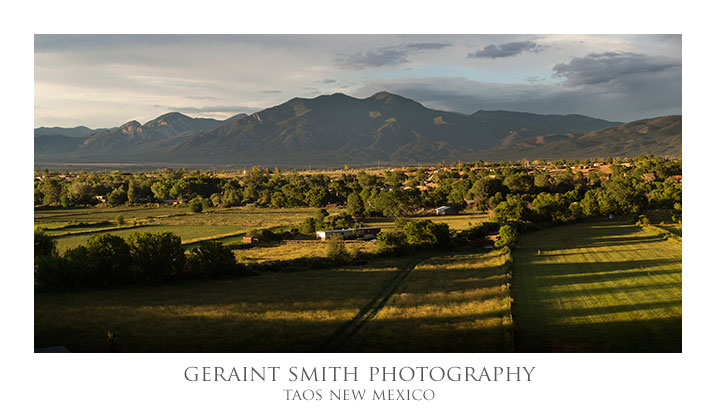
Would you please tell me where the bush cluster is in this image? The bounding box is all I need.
[34,231,237,290]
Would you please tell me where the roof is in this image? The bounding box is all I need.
[435,206,454,212]
[316,226,381,234]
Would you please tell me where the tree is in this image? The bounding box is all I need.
[346,193,366,217]
[127,232,185,283]
[305,186,330,207]
[299,217,317,234]
[85,234,132,286]
[189,198,203,213]
[469,177,505,208]
[34,230,57,258]
[186,240,236,279]
[503,172,533,194]
[495,225,518,247]
[326,234,350,262]
[492,195,530,223]
[69,181,94,205]
[403,220,451,246]
[107,187,128,207]
[42,178,63,205]
[151,181,171,200]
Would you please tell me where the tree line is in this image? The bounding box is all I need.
[34,156,681,222]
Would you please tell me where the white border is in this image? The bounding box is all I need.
[5,1,715,413]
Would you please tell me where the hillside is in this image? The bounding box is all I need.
[34,91,659,165]
[171,92,620,164]
[471,115,681,160]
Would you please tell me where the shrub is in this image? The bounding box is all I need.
[326,234,350,262]
[34,230,57,258]
[189,198,203,213]
[34,255,69,290]
[376,231,407,250]
[636,214,651,226]
[127,231,185,283]
[495,225,518,248]
[299,217,317,235]
[403,219,451,246]
[186,240,236,279]
[346,192,366,217]
[116,215,126,226]
[85,233,132,286]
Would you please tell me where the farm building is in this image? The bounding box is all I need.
[242,236,258,244]
[434,205,457,216]
[316,226,381,241]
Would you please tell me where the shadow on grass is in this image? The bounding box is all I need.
[35,250,512,353]
[514,316,681,352]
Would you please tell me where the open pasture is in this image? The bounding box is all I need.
[36,206,321,252]
[34,256,418,352]
[342,248,513,352]
[511,220,682,352]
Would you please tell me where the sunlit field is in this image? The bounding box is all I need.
[35,206,321,252]
[34,256,418,352]
[342,248,513,352]
[233,239,380,263]
[511,220,682,352]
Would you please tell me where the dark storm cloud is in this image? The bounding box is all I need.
[467,41,546,59]
[552,52,681,86]
[337,42,452,69]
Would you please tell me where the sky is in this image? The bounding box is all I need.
[34,34,682,128]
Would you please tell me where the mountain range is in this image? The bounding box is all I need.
[34,92,681,166]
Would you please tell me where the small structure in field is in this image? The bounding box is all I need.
[316,226,381,241]
[242,236,258,244]
[434,205,457,216]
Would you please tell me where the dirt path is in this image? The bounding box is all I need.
[317,255,427,352]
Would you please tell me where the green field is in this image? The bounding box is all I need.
[34,247,513,352]
[511,220,682,352]
[342,248,513,352]
[34,204,682,353]
[34,256,414,352]
[36,206,321,252]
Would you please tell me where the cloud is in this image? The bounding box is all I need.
[353,73,681,122]
[552,51,681,86]
[468,41,546,59]
[184,95,218,100]
[317,78,337,84]
[337,42,452,69]
[260,89,282,94]
[167,105,261,114]
[525,76,546,83]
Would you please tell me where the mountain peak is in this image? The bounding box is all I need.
[369,91,396,101]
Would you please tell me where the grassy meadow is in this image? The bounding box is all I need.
[35,205,489,262]
[511,219,682,352]
[34,256,418,352]
[35,205,321,252]
[342,248,513,352]
[34,204,682,353]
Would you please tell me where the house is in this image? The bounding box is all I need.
[316,226,381,241]
[242,236,258,244]
[95,195,106,203]
[434,205,457,216]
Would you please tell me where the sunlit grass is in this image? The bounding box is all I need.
[34,257,415,352]
[346,249,513,352]
[512,220,682,352]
